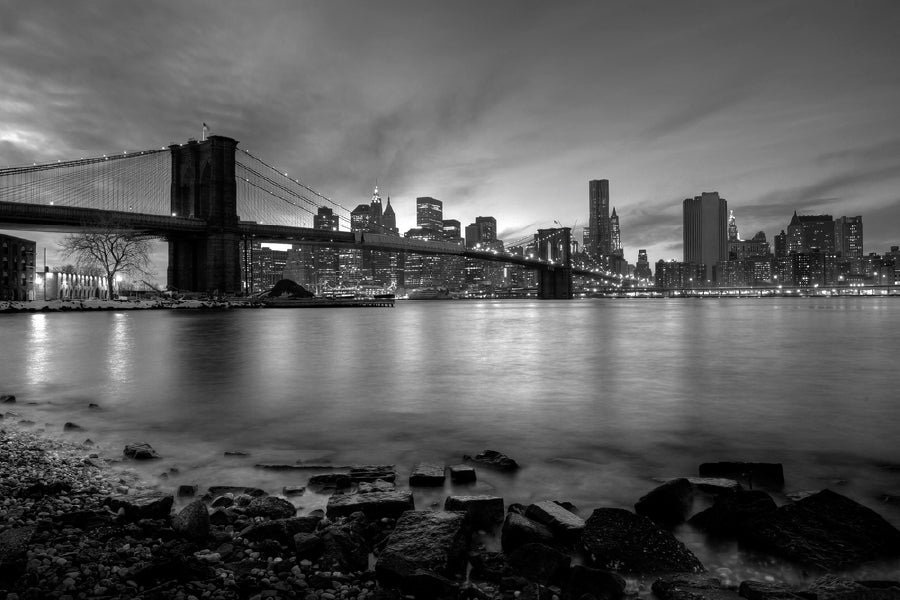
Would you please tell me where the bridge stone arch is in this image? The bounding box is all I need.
[167,136,241,294]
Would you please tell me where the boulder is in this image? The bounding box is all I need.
[123,442,160,460]
[698,462,784,488]
[684,477,743,494]
[444,495,505,529]
[468,550,508,583]
[246,495,296,519]
[652,574,742,600]
[464,450,519,472]
[308,472,352,490]
[350,465,397,482]
[738,580,806,600]
[738,489,900,571]
[358,479,396,493]
[318,517,370,573]
[52,509,114,530]
[239,515,320,545]
[802,575,896,600]
[294,531,324,560]
[524,500,585,542]
[688,489,777,537]
[207,485,267,498]
[177,484,198,497]
[409,462,446,486]
[506,542,571,586]
[635,478,694,527]
[63,421,83,431]
[104,493,174,520]
[20,479,73,498]
[283,485,306,496]
[172,499,211,539]
[0,395,15,403]
[327,490,414,520]
[449,464,477,483]
[581,508,704,574]
[568,564,627,600]
[376,510,469,589]
[501,512,555,552]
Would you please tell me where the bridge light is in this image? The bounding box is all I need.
[172,212,177,217]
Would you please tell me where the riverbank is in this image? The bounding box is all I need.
[2,398,900,600]
[0,299,238,313]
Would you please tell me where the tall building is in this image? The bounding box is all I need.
[834,215,863,259]
[416,197,443,232]
[787,212,835,253]
[610,207,622,256]
[727,210,740,241]
[0,233,36,300]
[369,186,383,228]
[382,198,397,233]
[683,192,728,282]
[634,249,652,281]
[588,179,610,256]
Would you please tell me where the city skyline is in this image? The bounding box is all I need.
[2,1,900,266]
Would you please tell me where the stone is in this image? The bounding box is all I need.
[803,575,895,600]
[224,450,248,456]
[210,494,234,508]
[63,421,82,431]
[409,462,446,486]
[449,464,477,483]
[506,543,571,586]
[738,580,806,600]
[444,495,505,529]
[524,500,585,542]
[104,493,174,520]
[652,574,742,600]
[358,479,396,493]
[568,564,627,600]
[173,499,211,539]
[240,516,321,544]
[123,442,160,460]
[684,477,743,494]
[294,532,324,560]
[468,550,508,583]
[350,465,397,482]
[698,462,784,488]
[209,508,231,526]
[52,509,113,529]
[20,479,72,497]
[464,450,519,472]
[177,484,198,497]
[283,485,306,496]
[308,473,352,490]
[738,489,900,571]
[501,512,555,552]
[376,510,469,590]
[318,518,370,573]
[208,485,267,497]
[581,508,705,574]
[327,490,414,520]
[88,402,100,409]
[635,478,694,527]
[689,489,777,537]
[246,495,296,519]
[0,526,35,562]
[0,394,15,403]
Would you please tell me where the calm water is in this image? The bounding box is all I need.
[2,298,900,581]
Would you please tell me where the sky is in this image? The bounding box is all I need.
[2,0,900,271]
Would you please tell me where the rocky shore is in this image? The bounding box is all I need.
[0,299,238,313]
[1,401,899,600]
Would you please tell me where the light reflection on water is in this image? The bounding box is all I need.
[2,299,900,581]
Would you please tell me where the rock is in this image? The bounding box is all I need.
[581,508,705,574]
[224,450,248,456]
[210,494,234,508]
[0,526,35,562]
[524,500,585,542]
[318,517,370,573]
[283,485,306,496]
[104,493,174,520]
[699,462,784,488]
[506,542,571,586]
[501,512,556,552]
[63,421,82,431]
[239,515,321,544]
[207,485,267,497]
[376,511,469,591]
[350,465,397,482]
[209,508,231,526]
[449,464,477,483]
[465,450,519,472]
[803,575,894,600]
[0,394,15,403]
[684,477,744,494]
[173,499,211,539]
[652,574,742,600]
[738,580,806,600]
[689,489,777,537]
[409,462,446,486]
[294,531,324,560]
[246,495,296,519]
[177,484,198,497]
[308,473,352,490]
[468,550,508,583]
[88,402,100,409]
[738,489,900,571]
[445,495,505,529]
[327,490,414,520]
[358,479,396,493]
[635,478,694,527]
[52,509,114,529]
[123,442,160,460]
[20,479,72,497]
[568,564,627,600]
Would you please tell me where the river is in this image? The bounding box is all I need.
[2,297,899,582]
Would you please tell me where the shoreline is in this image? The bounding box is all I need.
[2,401,900,599]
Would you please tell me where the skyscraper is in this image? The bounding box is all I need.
[382,198,397,233]
[588,180,610,256]
[416,197,443,233]
[683,192,728,281]
[834,216,863,259]
[610,207,622,256]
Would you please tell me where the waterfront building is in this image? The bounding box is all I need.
[382,198,398,233]
[683,192,727,283]
[654,259,704,290]
[835,216,863,259]
[243,242,287,293]
[588,179,610,256]
[728,231,771,261]
[0,233,36,300]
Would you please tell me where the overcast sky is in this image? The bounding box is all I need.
[2,0,899,268]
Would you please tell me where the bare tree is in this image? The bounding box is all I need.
[58,219,154,299]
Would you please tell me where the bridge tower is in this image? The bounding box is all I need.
[536,227,573,299]
[167,136,241,294]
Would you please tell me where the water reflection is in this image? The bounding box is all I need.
[25,313,49,385]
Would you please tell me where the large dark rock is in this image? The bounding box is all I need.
[246,495,296,519]
[123,442,160,460]
[524,500,585,542]
[444,495,505,529]
[104,493,174,520]
[20,479,73,498]
[449,464,477,483]
[635,478,694,527]
[266,279,315,298]
[699,462,784,488]
[652,574,742,600]
[294,531,324,561]
[409,462,446,486]
[376,510,469,589]
[0,526,35,562]
[802,575,899,600]
[738,580,806,600]
[506,542,571,586]
[350,465,397,482]
[684,477,743,494]
[239,515,321,545]
[0,394,15,404]
[207,485,267,497]
[468,550,508,583]
[738,489,900,571]
[318,516,370,573]
[172,499,211,539]
[464,449,520,472]
[567,564,627,600]
[689,489,777,537]
[308,472,352,490]
[502,512,556,552]
[327,490,414,520]
[581,508,705,574]
[52,509,114,530]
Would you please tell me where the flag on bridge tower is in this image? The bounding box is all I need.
[201,123,210,141]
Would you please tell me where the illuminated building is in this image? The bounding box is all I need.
[588,179,610,256]
[0,233,35,300]
[683,192,727,283]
